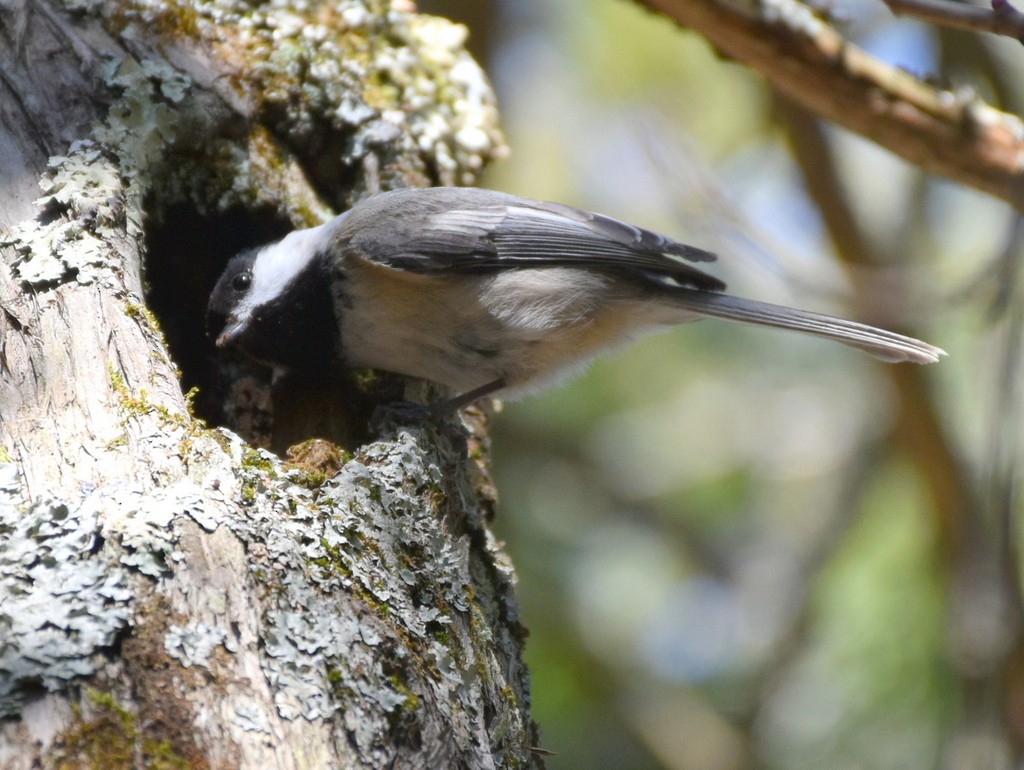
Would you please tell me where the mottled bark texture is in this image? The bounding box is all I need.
[0,1,538,768]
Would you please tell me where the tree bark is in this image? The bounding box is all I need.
[0,1,536,768]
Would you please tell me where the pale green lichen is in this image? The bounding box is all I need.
[0,467,134,717]
[1,415,533,761]
[209,422,532,760]
[120,0,506,218]
[2,56,192,289]
[1,1,529,760]
[164,621,229,668]
[6,1,505,290]
[93,56,192,212]
[2,143,124,287]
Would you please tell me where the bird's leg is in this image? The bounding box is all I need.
[424,378,506,415]
[370,378,506,427]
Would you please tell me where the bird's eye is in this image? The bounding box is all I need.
[232,272,252,292]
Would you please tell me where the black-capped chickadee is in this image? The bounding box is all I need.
[207,187,944,412]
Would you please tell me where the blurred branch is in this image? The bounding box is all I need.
[775,96,970,550]
[936,29,1024,115]
[632,0,1024,213]
[777,96,1024,760]
[882,0,1024,43]
[985,216,1024,748]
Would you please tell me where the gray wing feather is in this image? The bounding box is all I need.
[343,187,725,292]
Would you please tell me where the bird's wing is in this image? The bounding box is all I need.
[349,193,726,292]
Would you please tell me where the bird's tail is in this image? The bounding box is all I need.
[669,290,945,364]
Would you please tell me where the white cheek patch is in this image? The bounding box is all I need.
[240,222,335,315]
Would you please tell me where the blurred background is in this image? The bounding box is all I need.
[422,2,1024,767]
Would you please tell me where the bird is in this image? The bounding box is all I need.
[207,186,944,413]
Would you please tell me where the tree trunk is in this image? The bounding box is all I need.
[0,1,536,767]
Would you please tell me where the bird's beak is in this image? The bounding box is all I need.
[216,318,245,348]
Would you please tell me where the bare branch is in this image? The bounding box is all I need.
[633,0,1024,213]
[882,0,1024,43]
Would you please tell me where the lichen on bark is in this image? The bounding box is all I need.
[0,1,536,767]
